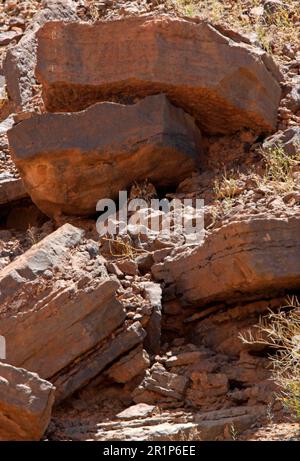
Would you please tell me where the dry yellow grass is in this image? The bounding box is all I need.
[171,0,300,58]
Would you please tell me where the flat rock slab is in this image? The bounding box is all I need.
[0,362,55,441]
[152,216,300,306]
[116,403,155,420]
[0,224,125,383]
[36,16,281,135]
[8,94,201,217]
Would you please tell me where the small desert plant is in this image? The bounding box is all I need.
[26,225,38,245]
[214,171,241,200]
[100,235,147,260]
[229,423,239,441]
[258,144,300,193]
[240,296,300,427]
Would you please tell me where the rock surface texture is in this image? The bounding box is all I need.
[152,216,300,306]
[8,94,201,217]
[0,225,125,380]
[0,0,299,443]
[0,362,55,441]
[35,16,281,135]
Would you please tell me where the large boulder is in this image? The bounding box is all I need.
[152,216,300,307]
[0,362,55,441]
[8,94,201,217]
[35,16,281,135]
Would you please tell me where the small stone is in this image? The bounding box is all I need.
[43,270,53,279]
[165,351,205,368]
[116,259,138,276]
[116,403,155,420]
[0,30,22,46]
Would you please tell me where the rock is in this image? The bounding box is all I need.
[263,0,283,14]
[152,216,300,307]
[3,0,78,114]
[116,259,138,276]
[95,420,198,441]
[106,345,150,383]
[193,406,265,440]
[165,351,206,368]
[0,224,126,389]
[35,17,281,134]
[284,83,300,113]
[263,127,300,156]
[8,95,201,217]
[53,321,146,402]
[135,253,154,275]
[0,176,27,205]
[0,362,55,441]
[0,115,14,135]
[192,298,283,356]
[250,6,264,17]
[186,372,229,408]
[0,30,22,46]
[116,403,155,420]
[141,282,162,355]
[105,261,124,278]
[133,363,188,404]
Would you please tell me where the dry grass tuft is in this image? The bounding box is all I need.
[257,144,300,193]
[240,296,300,426]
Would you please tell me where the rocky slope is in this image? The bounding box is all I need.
[0,0,299,441]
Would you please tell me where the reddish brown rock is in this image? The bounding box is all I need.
[53,321,146,403]
[192,298,284,356]
[152,216,300,307]
[186,372,229,408]
[0,362,55,441]
[133,363,188,404]
[35,16,281,134]
[0,224,126,383]
[106,345,150,384]
[0,30,23,46]
[8,94,201,217]
[193,406,265,440]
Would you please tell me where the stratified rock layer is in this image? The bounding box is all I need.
[152,216,300,306]
[0,224,125,381]
[8,94,201,217]
[0,362,55,441]
[35,16,281,134]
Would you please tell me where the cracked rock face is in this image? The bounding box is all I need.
[35,16,281,135]
[8,94,201,217]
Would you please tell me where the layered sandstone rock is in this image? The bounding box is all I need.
[8,94,201,217]
[35,16,281,134]
[0,224,125,381]
[0,362,55,441]
[152,216,300,306]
